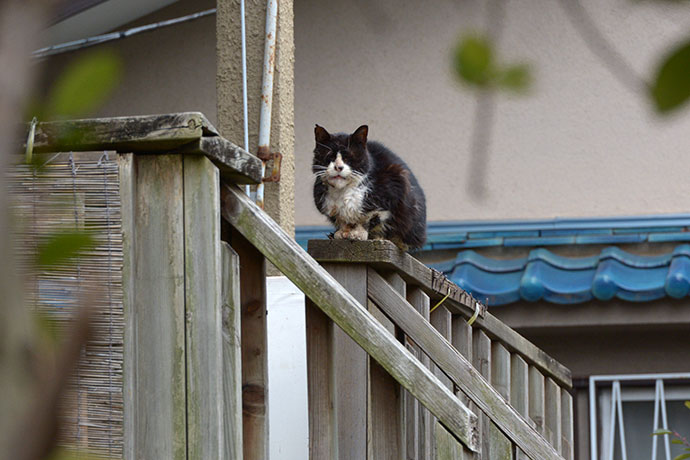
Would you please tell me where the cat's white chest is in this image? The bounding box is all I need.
[325,184,367,223]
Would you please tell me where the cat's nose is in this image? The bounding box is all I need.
[335,165,344,172]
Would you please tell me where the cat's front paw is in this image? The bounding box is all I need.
[334,228,349,239]
[349,225,368,241]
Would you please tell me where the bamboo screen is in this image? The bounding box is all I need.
[9,151,124,458]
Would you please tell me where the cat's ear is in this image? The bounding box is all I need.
[351,125,368,148]
[314,124,331,144]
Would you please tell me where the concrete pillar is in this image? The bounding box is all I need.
[216,0,295,238]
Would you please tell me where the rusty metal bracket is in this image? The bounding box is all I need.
[257,146,282,183]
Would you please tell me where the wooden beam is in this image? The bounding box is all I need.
[31,112,216,153]
[183,156,224,460]
[221,243,243,460]
[308,239,483,319]
[220,183,479,452]
[27,112,262,184]
[121,154,187,460]
[366,268,564,460]
[308,239,572,390]
[230,230,268,460]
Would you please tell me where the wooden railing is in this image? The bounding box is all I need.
[27,112,574,460]
[307,240,574,460]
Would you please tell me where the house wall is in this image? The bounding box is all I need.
[294,0,690,226]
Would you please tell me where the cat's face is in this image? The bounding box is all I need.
[312,124,370,190]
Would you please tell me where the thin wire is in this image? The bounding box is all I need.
[33,8,217,59]
[69,152,84,443]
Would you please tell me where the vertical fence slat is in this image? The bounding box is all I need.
[528,366,545,436]
[510,355,529,460]
[231,230,268,460]
[430,306,464,459]
[184,155,224,460]
[404,286,422,459]
[368,272,405,459]
[472,330,491,460]
[408,287,433,459]
[306,298,334,459]
[490,343,513,460]
[327,263,368,459]
[545,378,562,452]
[560,390,574,460]
[122,154,186,460]
[221,242,243,460]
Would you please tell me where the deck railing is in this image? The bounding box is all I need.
[25,112,574,460]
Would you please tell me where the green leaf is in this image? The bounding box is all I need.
[684,400,690,410]
[654,429,673,435]
[673,453,690,460]
[36,231,95,268]
[45,50,122,119]
[454,35,494,87]
[498,64,532,92]
[651,39,690,114]
[674,439,685,445]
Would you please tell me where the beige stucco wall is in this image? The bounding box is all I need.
[294,0,690,226]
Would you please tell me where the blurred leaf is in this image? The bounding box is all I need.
[674,454,690,460]
[498,64,532,92]
[684,400,690,410]
[454,35,494,87]
[651,39,690,114]
[674,439,685,445]
[654,429,673,435]
[45,50,122,119]
[37,230,95,268]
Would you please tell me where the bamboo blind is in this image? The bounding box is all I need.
[9,151,124,458]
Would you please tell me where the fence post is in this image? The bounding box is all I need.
[121,154,187,460]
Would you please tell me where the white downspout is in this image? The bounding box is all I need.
[256,0,278,209]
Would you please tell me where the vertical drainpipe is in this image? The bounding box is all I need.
[240,0,251,196]
[255,0,278,209]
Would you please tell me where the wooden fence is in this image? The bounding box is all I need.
[25,112,573,460]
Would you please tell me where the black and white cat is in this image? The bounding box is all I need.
[312,124,427,250]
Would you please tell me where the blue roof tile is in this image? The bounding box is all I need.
[440,245,690,305]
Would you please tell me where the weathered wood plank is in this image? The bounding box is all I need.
[408,287,433,459]
[221,184,479,452]
[221,242,243,460]
[510,355,530,460]
[544,378,562,452]
[490,343,513,460]
[369,273,405,459]
[230,230,268,460]
[308,239,572,390]
[436,422,466,460]
[184,155,224,459]
[306,299,334,459]
[560,390,574,460]
[31,112,215,153]
[324,263,368,459]
[430,306,454,390]
[308,239,484,320]
[366,268,564,460]
[181,136,262,184]
[528,367,545,436]
[472,330,491,460]
[121,154,186,460]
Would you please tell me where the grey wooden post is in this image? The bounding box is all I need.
[121,154,226,460]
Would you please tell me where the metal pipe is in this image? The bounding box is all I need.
[240,0,251,196]
[255,0,278,209]
[33,8,216,59]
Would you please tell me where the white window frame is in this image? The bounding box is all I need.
[589,373,690,460]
